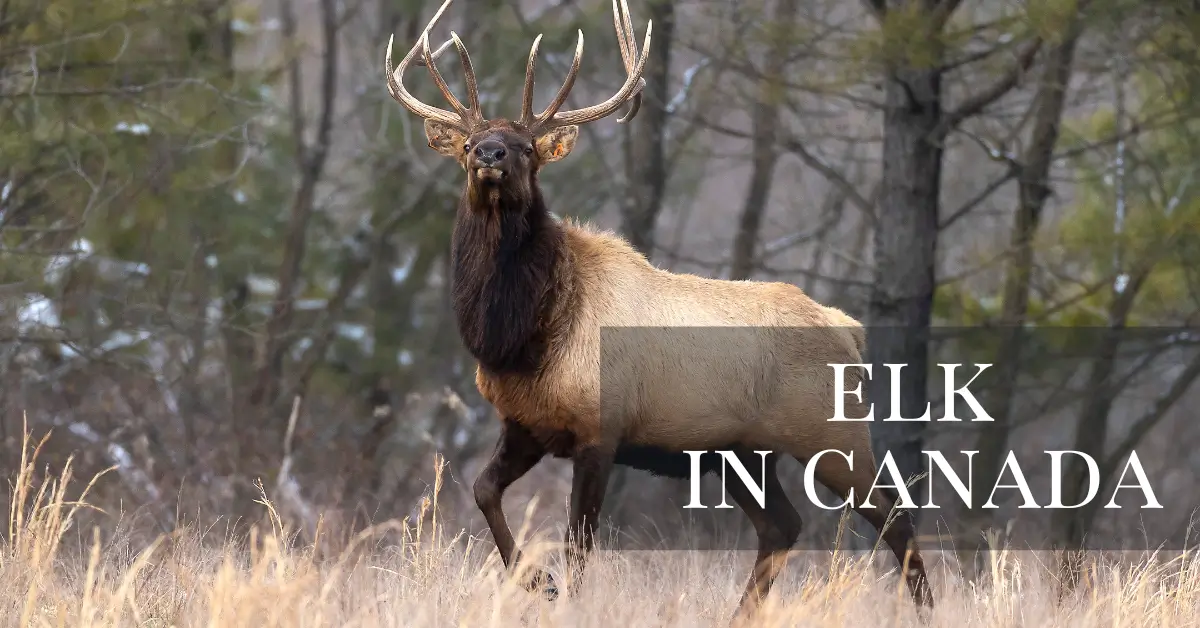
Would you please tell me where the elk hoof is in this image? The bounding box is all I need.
[524,569,558,600]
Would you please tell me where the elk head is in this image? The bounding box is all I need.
[384,0,651,204]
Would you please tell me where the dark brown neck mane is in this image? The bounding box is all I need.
[450,175,568,376]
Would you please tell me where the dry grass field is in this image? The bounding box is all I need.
[3,424,1199,628]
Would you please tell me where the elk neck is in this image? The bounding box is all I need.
[449,175,573,377]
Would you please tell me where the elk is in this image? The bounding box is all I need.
[383,0,934,620]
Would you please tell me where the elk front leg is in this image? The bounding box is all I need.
[727,451,803,626]
[473,419,554,595]
[565,444,615,594]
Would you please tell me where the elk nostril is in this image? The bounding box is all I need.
[494,147,506,160]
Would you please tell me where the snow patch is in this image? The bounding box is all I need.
[335,322,373,353]
[247,274,279,295]
[17,294,60,332]
[99,329,152,353]
[43,238,93,285]
[113,121,151,135]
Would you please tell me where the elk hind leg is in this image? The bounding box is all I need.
[797,429,934,609]
[473,419,556,596]
[725,449,803,624]
[856,483,934,608]
[564,444,615,595]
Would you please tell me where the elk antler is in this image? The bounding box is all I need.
[384,0,484,132]
[517,0,652,133]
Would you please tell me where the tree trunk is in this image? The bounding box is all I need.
[250,0,338,414]
[864,0,1048,522]
[961,26,1082,573]
[867,62,945,517]
[619,0,674,256]
[728,0,799,280]
[1052,280,1142,592]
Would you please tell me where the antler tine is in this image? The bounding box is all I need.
[537,3,652,130]
[413,37,455,67]
[518,34,544,127]
[449,32,483,123]
[613,0,644,123]
[611,0,633,71]
[386,32,461,130]
[408,32,481,124]
[420,32,470,122]
[384,0,484,131]
[618,81,644,123]
[531,30,584,126]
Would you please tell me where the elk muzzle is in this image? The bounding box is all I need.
[471,139,508,182]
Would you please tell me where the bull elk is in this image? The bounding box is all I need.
[383,0,934,620]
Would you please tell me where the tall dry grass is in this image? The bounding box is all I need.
[2,420,1199,627]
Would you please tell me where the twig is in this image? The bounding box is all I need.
[274,396,319,544]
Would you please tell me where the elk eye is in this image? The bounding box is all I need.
[463,142,471,153]
[524,145,533,155]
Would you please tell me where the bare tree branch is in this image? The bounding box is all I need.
[282,167,451,404]
[271,396,319,543]
[861,0,886,22]
[1104,343,1200,474]
[729,0,800,280]
[938,168,1017,230]
[252,0,340,410]
[694,116,876,218]
[931,0,965,30]
[938,37,1044,135]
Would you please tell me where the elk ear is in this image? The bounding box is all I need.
[535,125,579,164]
[424,119,468,159]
